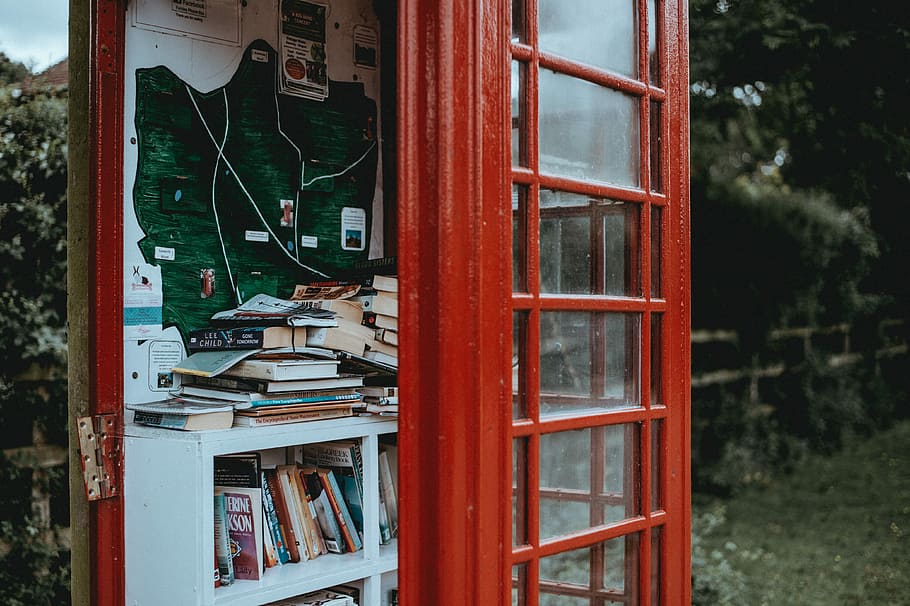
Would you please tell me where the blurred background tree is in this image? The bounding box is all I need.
[0,50,70,605]
[690,2,910,602]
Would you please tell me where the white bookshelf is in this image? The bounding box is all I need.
[124,416,398,606]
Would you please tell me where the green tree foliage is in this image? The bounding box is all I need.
[689,0,910,336]
[0,53,70,604]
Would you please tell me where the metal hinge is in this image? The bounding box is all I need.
[76,414,121,501]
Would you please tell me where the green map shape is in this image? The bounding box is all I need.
[133,39,378,340]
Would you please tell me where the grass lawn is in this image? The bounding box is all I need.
[694,420,910,605]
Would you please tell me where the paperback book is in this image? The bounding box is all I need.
[214,487,264,581]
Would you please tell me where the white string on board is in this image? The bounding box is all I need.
[184,83,331,277]
[209,89,240,303]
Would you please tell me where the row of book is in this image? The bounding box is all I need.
[127,274,400,430]
[214,439,399,587]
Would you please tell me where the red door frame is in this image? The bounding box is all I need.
[83,0,687,604]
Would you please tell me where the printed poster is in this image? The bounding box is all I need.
[279,0,329,100]
[132,0,241,45]
[124,263,163,340]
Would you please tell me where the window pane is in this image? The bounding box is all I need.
[540,214,591,294]
[651,526,662,605]
[513,185,528,292]
[651,419,662,510]
[650,204,662,296]
[512,0,527,43]
[540,312,641,414]
[539,70,640,187]
[513,563,527,606]
[539,425,641,541]
[539,0,637,78]
[539,192,640,297]
[648,0,660,86]
[603,203,641,296]
[650,313,662,405]
[650,100,662,192]
[513,438,529,545]
[512,61,528,167]
[513,311,529,419]
[539,534,640,603]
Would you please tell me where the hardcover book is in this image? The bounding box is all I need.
[232,407,354,427]
[223,357,341,381]
[188,373,361,394]
[188,326,310,351]
[181,382,362,406]
[305,318,377,355]
[128,396,235,431]
[213,452,261,488]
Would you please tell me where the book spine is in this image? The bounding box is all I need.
[264,469,301,563]
[233,408,352,426]
[190,375,267,393]
[297,468,328,556]
[213,493,234,585]
[377,476,392,544]
[262,517,279,568]
[277,468,311,561]
[379,450,399,537]
[132,411,187,429]
[287,466,320,561]
[260,471,291,564]
[188,327,266,351]
[247,393,361,408]
[319,470,363,552]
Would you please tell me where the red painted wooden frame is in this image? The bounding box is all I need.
[507,0,690,604]
[88,1,126,604]
[398,0,512,604]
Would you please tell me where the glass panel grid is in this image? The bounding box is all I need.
[511,0,668,602]
[539,424,641,541]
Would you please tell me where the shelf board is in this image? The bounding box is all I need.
[214,540,398,606]
[124,415,398,454]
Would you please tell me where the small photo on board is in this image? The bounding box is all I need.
[345,230,362,250]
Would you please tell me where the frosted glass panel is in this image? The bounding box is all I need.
[539,534,640,603]
[539,0,637,78]
[540,311,641,413]
[539,70,640,186]
[539,425,641,541]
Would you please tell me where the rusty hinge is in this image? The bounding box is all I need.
[76,414,121,501]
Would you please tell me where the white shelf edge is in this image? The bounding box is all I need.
[124,416,398,455]
[214,541,398,606]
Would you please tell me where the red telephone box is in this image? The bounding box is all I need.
[69,0,689,604]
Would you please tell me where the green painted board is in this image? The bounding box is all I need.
[132,39,379,339]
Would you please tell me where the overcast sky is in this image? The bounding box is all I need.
[0,0,70,72]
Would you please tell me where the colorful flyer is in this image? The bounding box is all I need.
[279,0,329,100]
[124,263,163,340]
[147,340,184,391]
[340,207,367,251]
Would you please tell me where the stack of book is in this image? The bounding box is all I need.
[356,385,398,416]
[177,354,364,428]
[354,274,399,368]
